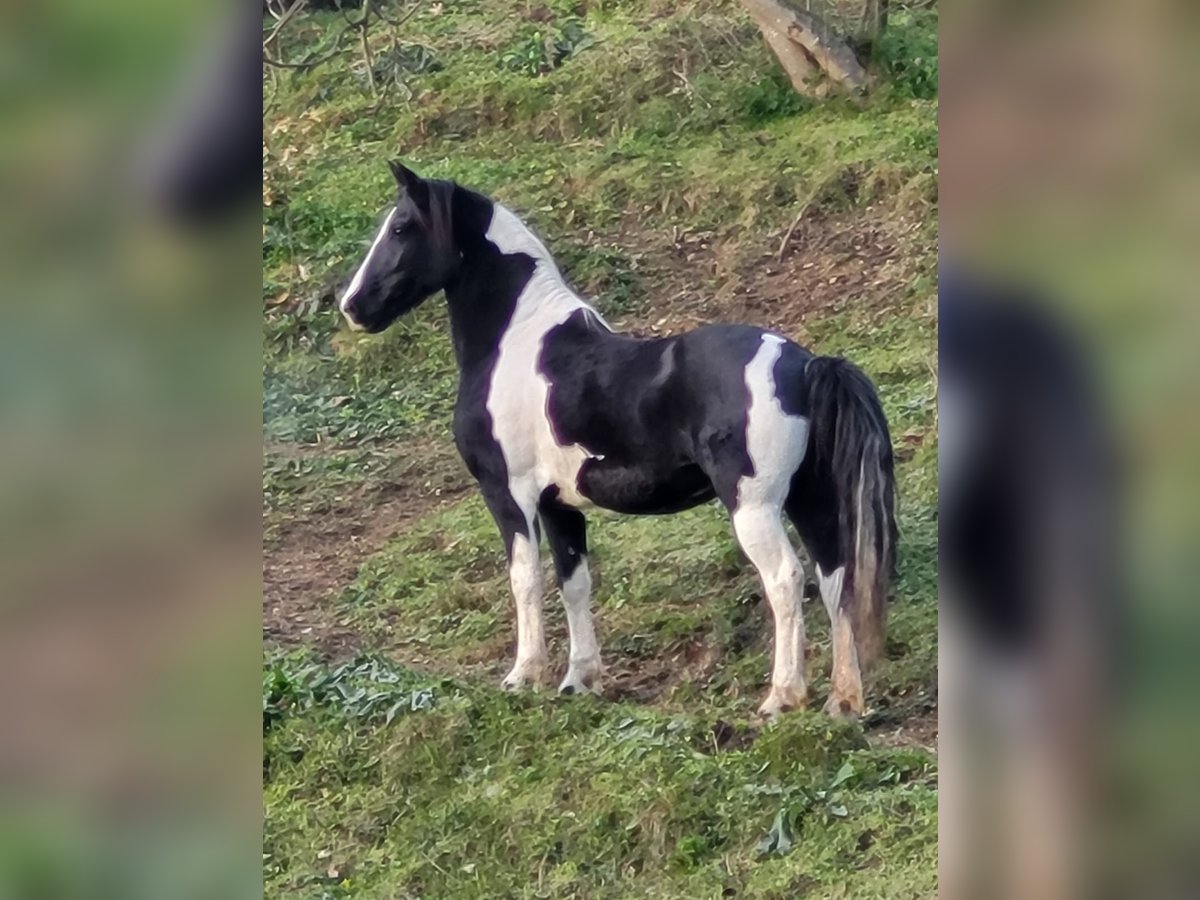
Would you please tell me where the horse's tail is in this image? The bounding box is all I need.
[805,355,897,668]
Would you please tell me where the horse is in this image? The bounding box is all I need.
[338,161,897,718]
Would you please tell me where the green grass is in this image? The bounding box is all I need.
[264,654,936,899]
[264,0,937,895]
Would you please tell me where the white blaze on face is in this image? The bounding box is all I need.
[339,209,396,329]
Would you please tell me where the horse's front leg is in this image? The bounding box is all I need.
[483,489,549,690]
[540,502,602,695]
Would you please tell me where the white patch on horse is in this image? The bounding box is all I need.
[487,204,560,273]
[558,561,602,694]
[582,308,613,333]
[340,208,395,327]
[732,334,812,716]
[485,205,605,509]
[817,564,845,621]
[737,335,809,510]
[649,342,677,389]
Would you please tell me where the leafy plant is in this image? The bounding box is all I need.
[874,9,938,100]
[355,41,443,91]
[500,20,595,76]
[263,654,444,732]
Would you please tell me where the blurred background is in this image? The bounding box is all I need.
[0,1,261,896]
[940,0,1200,895]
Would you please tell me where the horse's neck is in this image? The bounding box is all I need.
[446,204,597,373]
[485,205,562,277]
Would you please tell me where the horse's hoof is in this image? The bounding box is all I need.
[822,693,864,719]
[557,674,601,697]
[501,659,548,692]
[757,686,808,720]
[557,678,600,697]
[558,658,602,696]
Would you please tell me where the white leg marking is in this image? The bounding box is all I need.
[817,563,864,716]
[557,560,602,694]
[339,209,396,322]
[817,564,845,623]
[502,530,548,690]
[733,505,808,717]
[737,335,811,717]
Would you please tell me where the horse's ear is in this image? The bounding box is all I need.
[389,160,429,211]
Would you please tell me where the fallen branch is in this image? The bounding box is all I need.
[777,202,810,261]
[263,42,346,70]
[262,0,422,101]
[264,0,307,49]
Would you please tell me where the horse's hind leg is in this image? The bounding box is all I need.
[818,565,865,717]
[788,497,864,717]
[540,502,602,695]
[730,502,809,717]
[709,334,811,717]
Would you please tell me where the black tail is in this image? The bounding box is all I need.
[806,355,897,668]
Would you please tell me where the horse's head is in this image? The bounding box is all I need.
[339,162,460,333]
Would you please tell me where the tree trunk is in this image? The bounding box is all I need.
[740,0,868,96]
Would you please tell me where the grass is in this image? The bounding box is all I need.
[264,654,936,899]
[263,0,937,896]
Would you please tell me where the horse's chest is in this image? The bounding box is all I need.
[483,310,592,506]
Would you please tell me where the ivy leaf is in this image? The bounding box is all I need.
[830,760,856,789]
[755,808,795,858]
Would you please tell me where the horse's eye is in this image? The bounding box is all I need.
[392,224,406,237]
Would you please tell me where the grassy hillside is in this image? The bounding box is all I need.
[263,1,938,896]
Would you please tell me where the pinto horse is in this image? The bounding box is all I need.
[339,162,896,717]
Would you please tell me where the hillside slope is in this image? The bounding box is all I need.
[263,1,937,896]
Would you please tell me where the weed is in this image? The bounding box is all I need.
[874,9,939,101]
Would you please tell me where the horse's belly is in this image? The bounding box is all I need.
[577,459,715,515]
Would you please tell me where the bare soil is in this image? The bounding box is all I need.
[263,438,471,659]
[616,208,921,342]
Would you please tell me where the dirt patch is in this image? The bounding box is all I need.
[612,208,920,345]
[263,438,471,660]
[870,708,938,753]
[606,633,729,705]
[738,210,916,332]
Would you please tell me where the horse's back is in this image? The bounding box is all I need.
[542,318,812,454]
[671,324,815,424]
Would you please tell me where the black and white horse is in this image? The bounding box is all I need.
[339,162,897,717]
